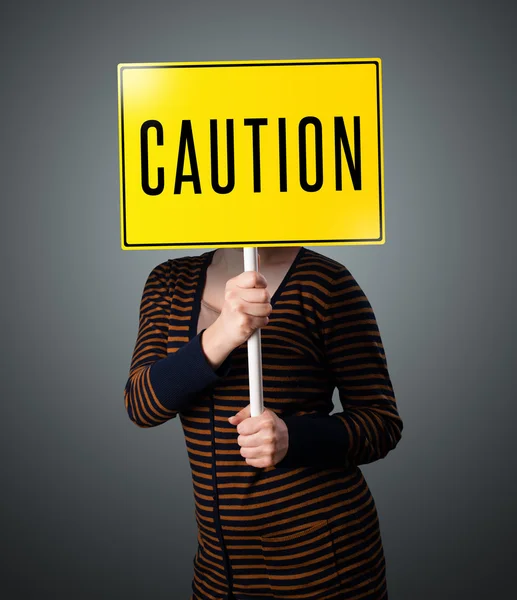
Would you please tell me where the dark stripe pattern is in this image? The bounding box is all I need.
[124,247,402,599]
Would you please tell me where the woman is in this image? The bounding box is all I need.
[124,245,403,600]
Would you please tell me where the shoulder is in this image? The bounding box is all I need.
[299,248,372,326]
[145,252,210,289]
[302,247,350,275]
[300,247,359,294]
[150,252,206,275]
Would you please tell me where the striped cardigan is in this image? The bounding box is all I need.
[123,246,403,600]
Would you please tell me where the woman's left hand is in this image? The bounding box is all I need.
[228,404,288,468]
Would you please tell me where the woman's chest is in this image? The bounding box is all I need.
[168,253,327,372]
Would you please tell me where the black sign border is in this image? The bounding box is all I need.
[119,60,383,248]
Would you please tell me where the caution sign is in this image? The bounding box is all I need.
[117,58,385,250]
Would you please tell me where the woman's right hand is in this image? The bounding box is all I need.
[200,254,272,370]
[216,267,272,351]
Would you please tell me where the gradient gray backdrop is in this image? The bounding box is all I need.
[1,1,515,598]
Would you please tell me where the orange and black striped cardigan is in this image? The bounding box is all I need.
[124,246,403,600]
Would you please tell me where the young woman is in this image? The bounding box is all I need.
[124,246,403,600]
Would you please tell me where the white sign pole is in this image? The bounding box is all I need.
[243,247,264,417]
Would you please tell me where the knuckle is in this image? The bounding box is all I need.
[232,300,244,314]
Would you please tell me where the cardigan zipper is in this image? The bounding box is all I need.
[209,391,234,599]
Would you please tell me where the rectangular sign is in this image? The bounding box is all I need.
[117,58,384,250]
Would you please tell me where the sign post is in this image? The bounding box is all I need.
[243,247,264,417]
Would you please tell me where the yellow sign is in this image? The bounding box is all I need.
[117,58,384,250]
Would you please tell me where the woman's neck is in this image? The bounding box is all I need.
[211,246,302,272]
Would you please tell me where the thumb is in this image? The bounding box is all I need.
[228,403,251,425]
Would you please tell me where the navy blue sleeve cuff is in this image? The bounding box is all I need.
[148,329,232,411]
[275,414,350,469]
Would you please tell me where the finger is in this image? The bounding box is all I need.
[228,403,251,425]
[236,414,264,436]
[236,270,267,289]
[237,430,263,448]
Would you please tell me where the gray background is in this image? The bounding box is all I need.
[1,0,515,598]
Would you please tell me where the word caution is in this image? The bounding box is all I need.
[140,116,362,195]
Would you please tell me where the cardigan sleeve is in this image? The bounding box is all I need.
[275,265,403,469]
[123,262,233,428]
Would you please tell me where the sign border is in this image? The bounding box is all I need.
[118,58,384,249]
